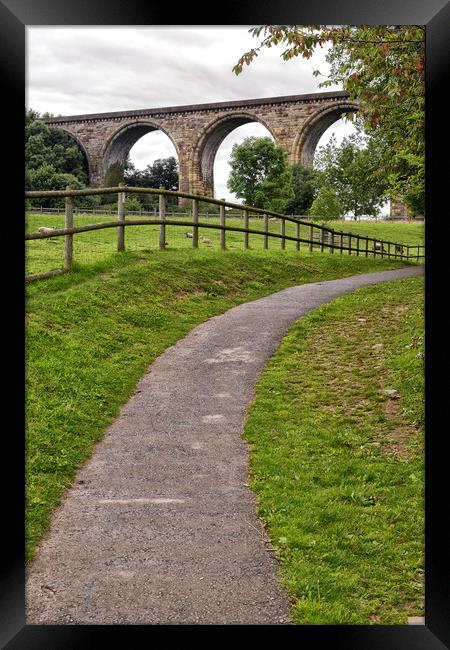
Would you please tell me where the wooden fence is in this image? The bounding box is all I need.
[25,185,425,282]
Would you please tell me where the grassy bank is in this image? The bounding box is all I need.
[243,275,424,624]
[25,249,413,561]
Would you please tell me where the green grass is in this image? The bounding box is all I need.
[25,212,424,277]
[319,219,425,245]
[242,275,424,624]
[25,246,416,562]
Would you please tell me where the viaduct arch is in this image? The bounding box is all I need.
[44,90,358,198]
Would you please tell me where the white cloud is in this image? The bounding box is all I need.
[26,26,357,201]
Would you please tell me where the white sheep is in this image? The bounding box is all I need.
[38,227,56,235]
[185,232,193,238]
[200,236,212,244]
[372,242,387,253]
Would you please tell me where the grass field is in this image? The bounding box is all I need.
[25,246,417,561]
[26,212,425,277]
[243,275,424,624]
[25,215,424,624]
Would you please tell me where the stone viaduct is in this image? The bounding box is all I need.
[44,90,358,198]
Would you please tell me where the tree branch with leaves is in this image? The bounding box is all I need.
[233,25,425,214]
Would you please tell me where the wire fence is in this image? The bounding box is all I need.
[25,185,425,282]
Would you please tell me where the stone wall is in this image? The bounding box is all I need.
[390,196,410,219]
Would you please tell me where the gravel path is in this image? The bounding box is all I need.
[26,266,424,625]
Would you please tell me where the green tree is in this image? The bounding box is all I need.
[124,196,142,212]
[25,108,94,208]
[124,156,179,208]
[285,165,318,215]
[148,157,178,191]
[124,157,178,189]
[313,133,388,218]
[233,26,424,212]
[25,164,102,209]
[26,109,88,182]
[25,165,81,209]
[309,185,344,220]
[227,136,294,213]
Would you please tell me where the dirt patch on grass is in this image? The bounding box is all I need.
[382,396,402,418]
[380,396,417,459]
[380,303,409,317]
[381,427,415,459]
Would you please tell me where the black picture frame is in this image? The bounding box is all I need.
[2,1,448,647]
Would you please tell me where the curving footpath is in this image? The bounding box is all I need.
[26,266,424,625]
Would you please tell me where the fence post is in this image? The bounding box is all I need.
[243,209,249,249]
[117,182,125,251]
[365,237,369,257]
[220,200,226,250]
[64,186,74,270]
[281,218,286,250]
[192,198,199,248]
[296,221,300,252]
[328,230,334,254]
[264,214,269,250]
[320,228,324,252]
[339,231,343,254]
[309,225,313,252]
[416,246,420,262]
[159,186,166,250]
[356,235,360,256]
[348,234,352,255]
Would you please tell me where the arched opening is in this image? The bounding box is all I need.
[293,101,359,167]
[127,130,177,177]
[126,130,180,210]
[193,113,275,199]
[313,116,359,156]
[213,122,274,203]
[102,121,179,188]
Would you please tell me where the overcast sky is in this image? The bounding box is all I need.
[26,26,357,202]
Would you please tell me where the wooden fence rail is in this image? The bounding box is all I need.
[25,186,425,282]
